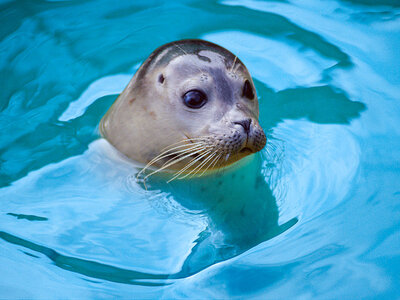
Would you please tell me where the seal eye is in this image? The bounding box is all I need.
[158,74,165,84]
[242,79,254,100]
[182,90,207,109]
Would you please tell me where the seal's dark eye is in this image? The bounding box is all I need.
[182,90,207,109]
[242,79,254,100]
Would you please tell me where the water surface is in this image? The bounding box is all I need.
[1,0,400,298]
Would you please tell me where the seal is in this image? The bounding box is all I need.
[100,39,266,180]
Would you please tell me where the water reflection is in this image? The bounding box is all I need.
[0,230,172,287]
[0,139,296,285]
[258,83,366,128]
[142,154,297,276]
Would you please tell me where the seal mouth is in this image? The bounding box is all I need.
[239,147,253,154]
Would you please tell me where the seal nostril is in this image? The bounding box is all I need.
[234,119,252,134]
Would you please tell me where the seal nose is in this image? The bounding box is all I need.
[234,119,252,134]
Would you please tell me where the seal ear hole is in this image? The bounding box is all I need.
[158,74,165,84]
[242,79,255,100]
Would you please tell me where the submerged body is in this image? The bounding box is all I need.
[100,39,266,177]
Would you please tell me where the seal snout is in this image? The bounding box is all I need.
[234,118,253,152]
[233,118,266,154]
[234,119,252,134]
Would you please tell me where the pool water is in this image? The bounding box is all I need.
[1,0,400,298]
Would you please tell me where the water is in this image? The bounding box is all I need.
[1,0,400,298]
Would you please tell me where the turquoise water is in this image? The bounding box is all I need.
[1,0,400,298]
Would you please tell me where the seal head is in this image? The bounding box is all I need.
[100,39,266,176]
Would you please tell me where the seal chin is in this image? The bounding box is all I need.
[197,126,267,170]
[239,147,253,154]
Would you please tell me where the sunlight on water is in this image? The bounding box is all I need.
[58,73,134,122]
[1,0,400,298]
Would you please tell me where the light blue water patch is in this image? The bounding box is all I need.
[1,0,400,298]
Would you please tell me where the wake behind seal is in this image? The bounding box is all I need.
[100,39,266,180]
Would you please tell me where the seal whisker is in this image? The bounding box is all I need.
[179,150,218,180]
[211,153,223,169]
[181,150,219,179]
[174,43,189,55]
[152,136,211,158]
[145,148,210,183]
[139,147,205,178]
[174,43,205,76]
[143,147,210,181]
[167,156,203,182]
[137,134,214,181]
[137,143,206,179]
[189,152,218,178]
[230,55,238,73]
[234,63,241,74]
[192,150,221,176]
[143,135,213,170]
[150,137,211,160]
[147,142,204,164]
[199,152,222,176]
[159,145,209,170]
[167,149,213,182]
[157,140,206,155]
[195,153,220,177]
[140,146,209,189]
